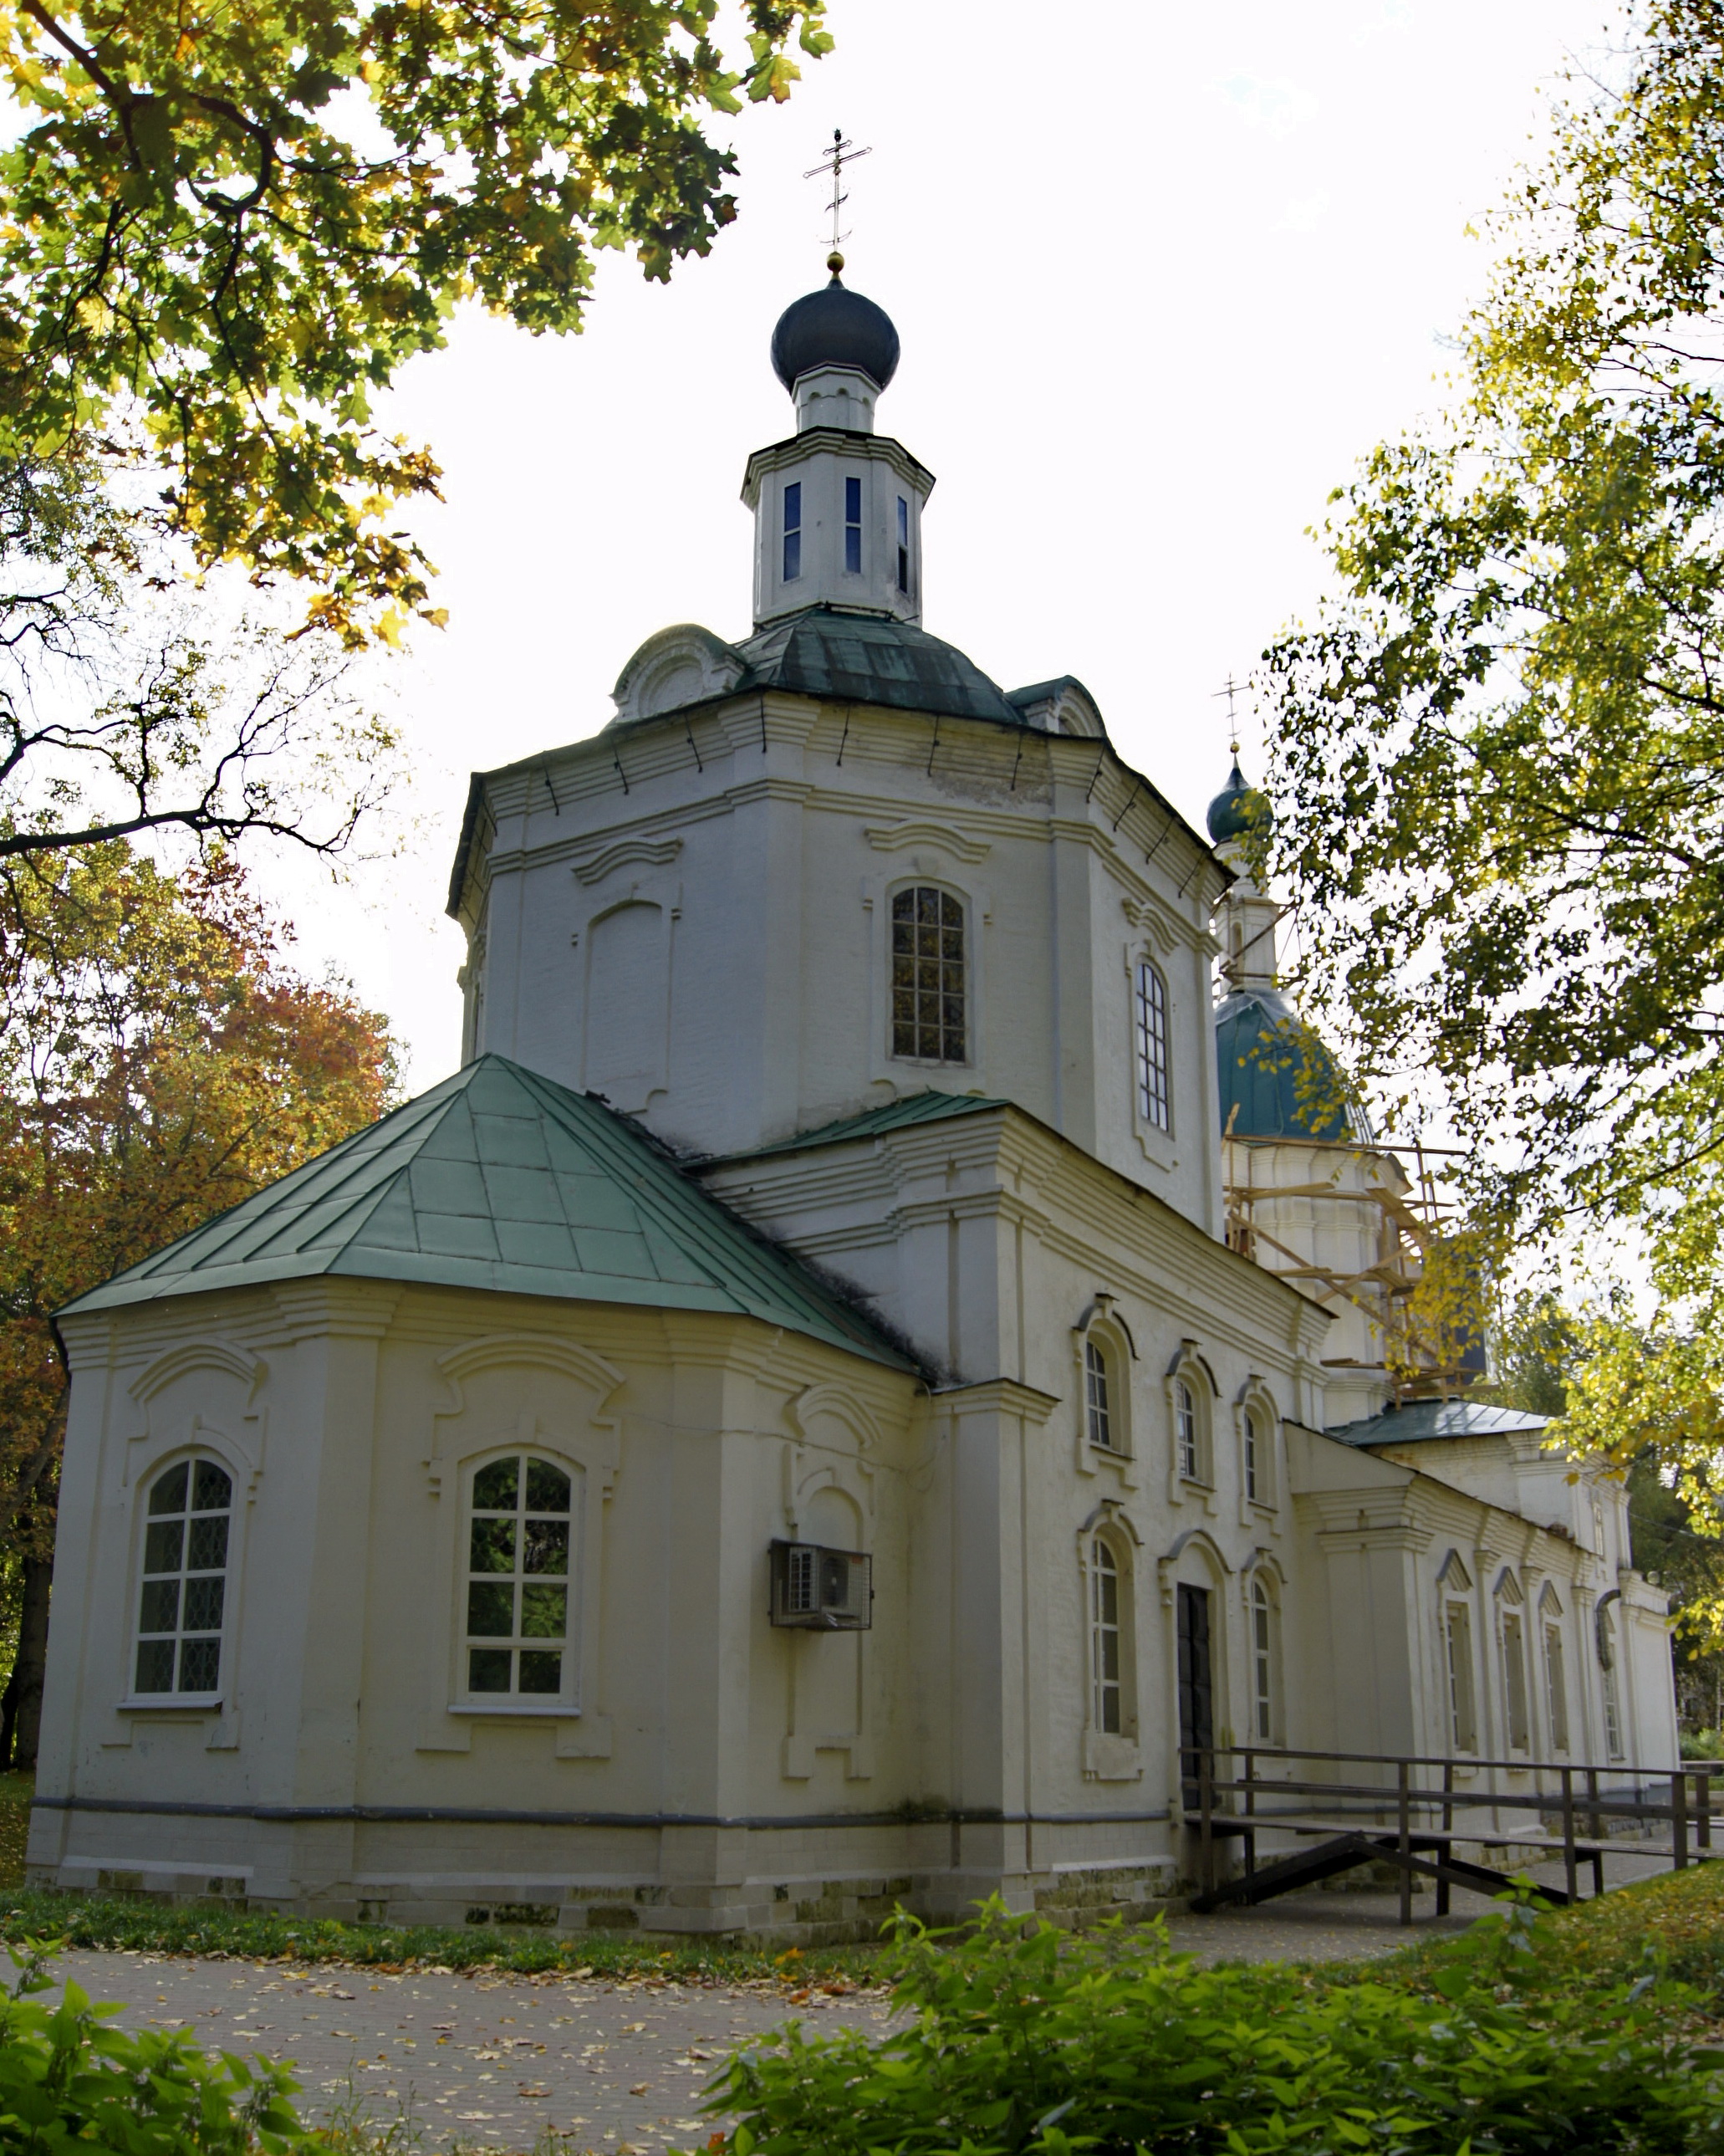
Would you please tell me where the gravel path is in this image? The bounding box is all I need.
[43,1949,893,2156]
[36,1847,1674,2155]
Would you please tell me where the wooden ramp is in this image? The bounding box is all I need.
[1188,1829,1574,1914]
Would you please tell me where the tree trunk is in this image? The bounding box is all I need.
[0,1555,53,1770]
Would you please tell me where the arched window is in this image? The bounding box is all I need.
[1443,1600,1476,1751]
[1598,1599,1624,1758]
[1084,1339,1113,1451]
[1497,1572,1530,1752]
[135,1455,232,1696]
[1090,1539,1123,1735]
[465,1454,575,1699]
[1175,1379,1199,1479]
[1134,961,1171,1131]
[891,887,966,1062]
[1540,1587,1569,1755]
[1244,1410,1260,1502]
[1251,1577,1276,1743]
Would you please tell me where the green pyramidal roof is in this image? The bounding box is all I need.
[59,1055,916,1370]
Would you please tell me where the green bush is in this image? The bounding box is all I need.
[0,1937,311,2156]
[696,1898,1724,2156]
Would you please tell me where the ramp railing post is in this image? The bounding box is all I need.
[1672,1770,1690,1871]
[1700,1766,1714,1856]
[1587,1765,1604,1895]
[1243,1748,1257,1881]
[1561,1765,1577,1904]
[1200,1750,1215,1896]
[1436,1759,1452,1918]
[1397,1760,1412,1927]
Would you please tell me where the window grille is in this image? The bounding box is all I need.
[1543,1620,1569,1753]
[768,1540,871,1629]
[783,482,802,582]
[1135,962,1171,1131]
[890,886,966,1061]
[1175,1379,1198,1479]
[1244,1411,1258,1502]
[1090,1540,1121,1735]
[1252,1578,1273,1742]
[135,1456,232,1695]
[844,475,863,573]
[1502,1608,1531,1750]
[896,496,910,593]
[1444,1600,1477,1751]
[1084,1340,1113,1450]
[466,1454,573,1698]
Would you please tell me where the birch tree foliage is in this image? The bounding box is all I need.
[1260,0,1724,1530]
[0,0,830,642]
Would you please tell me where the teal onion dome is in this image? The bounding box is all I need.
[1206,759,1273,846]
[1215,988,1370,1143]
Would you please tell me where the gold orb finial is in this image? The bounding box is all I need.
[827,248,845,277]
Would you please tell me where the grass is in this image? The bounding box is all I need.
[0,1884,885,1989]
[1387,1857,1724,2003]
[0,1773,31,1895]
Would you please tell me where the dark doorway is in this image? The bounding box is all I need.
[1177,1581,1214,1806]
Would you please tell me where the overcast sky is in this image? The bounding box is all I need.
[288,0,1620,1091]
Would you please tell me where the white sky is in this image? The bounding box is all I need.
[287,0,1619,1093]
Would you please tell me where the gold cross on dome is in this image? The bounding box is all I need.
[804,127,873,258]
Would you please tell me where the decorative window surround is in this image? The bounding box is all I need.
[1072,1296,1138,1485]
[1164,1343,1217,1510]
[1079,1503,1141,1781]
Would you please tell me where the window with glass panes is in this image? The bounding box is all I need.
[465,1455,574,1698]
[1090,1540,1121,1734]
[1135,962,1171,1131]
[1175,1379,1199,1479]
[896,496,910,592]
[844,476,863,572]
[783,482,802,582]
[1084,1340,1113,1450]
[890,887,966,1060]
[1252,1578,1274,1741]
[135,1456,232,1694]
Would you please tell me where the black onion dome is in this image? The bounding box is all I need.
[771,272,900,391]
[1206,759,1273,846]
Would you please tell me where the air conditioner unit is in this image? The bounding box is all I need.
[768,1540,872,1630]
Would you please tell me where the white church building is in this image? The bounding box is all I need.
[29,263,1677,1934]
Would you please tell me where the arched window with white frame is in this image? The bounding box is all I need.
[1497,1570,1531,1753]
[1134,959,1171,1132]
[1166,1350,1214,1490]
[1598,1595,1625,1758]
[1090,1538,1123,1735]
[891,886,967,1063]
[1074,1305,1134,1464]
[462,1451,579,1702]
[1083,1526,1139,1765]
[1250,1576,1279,1744]
[1437,1551,1477,1754]
[1238,1388,1278,1512]
[1540,1585,1569,1755]
[1084,1339,1113,1452]
[135,1454,233,1697]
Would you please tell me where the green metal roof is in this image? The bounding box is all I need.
[1216,989,1368,1144]
[1328,1400,1551,1447]
[59,1055,916,1370]
[711,1088,1010,1162]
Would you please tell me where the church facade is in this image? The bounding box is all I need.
[28,266,1678,1934]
